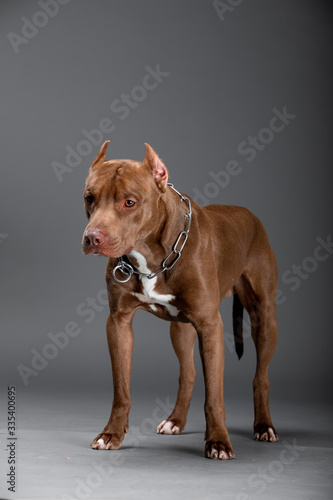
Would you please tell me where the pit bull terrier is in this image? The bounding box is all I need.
[82,141,279,460]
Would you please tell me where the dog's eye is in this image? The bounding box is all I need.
[124,200,136,208]
[85,195,94,204]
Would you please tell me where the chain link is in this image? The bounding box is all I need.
[113,183,192,283]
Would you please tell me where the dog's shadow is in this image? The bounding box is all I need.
[77,426,324,456]
[229,426,327,449]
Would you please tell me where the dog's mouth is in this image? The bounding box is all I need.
[83,245,133,258]
[96,247,133,258]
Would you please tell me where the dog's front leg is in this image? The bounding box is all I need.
[91,313,134,450]
[195,313,235,460]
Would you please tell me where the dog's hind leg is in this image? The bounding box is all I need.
[250,293,278,441]
[236,251,279,442]
[156,322,197,435]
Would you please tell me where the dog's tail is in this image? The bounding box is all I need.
[233,293,244,360]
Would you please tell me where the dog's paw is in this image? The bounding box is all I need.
[90,432,123,450]
[156,420,181,435]
[205,440,235,460]
[254,425,279,442]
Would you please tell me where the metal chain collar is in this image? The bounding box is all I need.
[112,183,192,283]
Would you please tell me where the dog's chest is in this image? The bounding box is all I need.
[129,250,180,317]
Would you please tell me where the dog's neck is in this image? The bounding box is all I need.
[129,187,189,274]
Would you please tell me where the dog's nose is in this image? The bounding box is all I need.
[84,229,106,248]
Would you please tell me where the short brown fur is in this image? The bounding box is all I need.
[82,141,279,459]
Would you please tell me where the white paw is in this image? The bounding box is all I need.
[209,447,218,459]
[254,427,278,442]
[268,427,278,442]
[207,448,229,459]
[95,438,106,450]
[156,420,180,435]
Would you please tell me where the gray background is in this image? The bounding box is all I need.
[0,1,332,499]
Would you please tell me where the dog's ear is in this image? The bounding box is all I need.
[143,143,169,192]
[91,140,110,168]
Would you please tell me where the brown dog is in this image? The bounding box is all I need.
[82,141,279,459]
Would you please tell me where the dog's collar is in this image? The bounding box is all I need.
[112,183,192,283]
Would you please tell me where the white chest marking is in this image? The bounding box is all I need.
[129,250,180,317]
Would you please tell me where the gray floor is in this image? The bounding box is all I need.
[0,392,332,500]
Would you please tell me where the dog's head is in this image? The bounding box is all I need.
[82,141,169,258]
